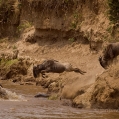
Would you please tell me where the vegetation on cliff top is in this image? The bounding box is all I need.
[107,0,119,24]
[0,0,20,24]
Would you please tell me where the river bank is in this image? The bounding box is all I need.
[0,80,119,119]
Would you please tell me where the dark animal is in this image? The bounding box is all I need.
[34,92,50,98]
[99,42,119,69]
[33,59,86,78]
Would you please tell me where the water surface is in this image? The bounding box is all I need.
[0,81,119,119]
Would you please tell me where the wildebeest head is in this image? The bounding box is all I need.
[99,44,114,69]
[33,64,44,78]
[99,56,108,69]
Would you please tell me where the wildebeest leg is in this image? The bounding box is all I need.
[73,68,86,75]
[41,68,51,78]
[41,67,51,73]
[42,73,46,78]
[40,71,46,78]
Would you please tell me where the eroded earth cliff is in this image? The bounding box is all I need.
[0,0,119,109]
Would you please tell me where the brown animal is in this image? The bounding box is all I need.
[99,42,119,69]
[33,59,86,78]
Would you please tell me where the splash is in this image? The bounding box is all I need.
[0,87,27,101]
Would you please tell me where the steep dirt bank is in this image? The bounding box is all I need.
[0,0,114,45]
[1,29,119,109]
[0,27,104,106]
[1,0,119,109]
[73,62,119,109]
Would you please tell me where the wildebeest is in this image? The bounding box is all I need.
[34,92,50,98]
[33,59,86,78]
[99,42,119,69]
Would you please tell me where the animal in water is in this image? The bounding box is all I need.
[99,42,119,69]
[34,92,50,98]
[33,59,86,78]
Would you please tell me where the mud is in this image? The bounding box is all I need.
[1,0,119,111]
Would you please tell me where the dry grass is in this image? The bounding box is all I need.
[0,0,20,14]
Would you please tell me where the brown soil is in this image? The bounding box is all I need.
[73,62,119,109]
[1,0,119,109]
[0,27,104,106]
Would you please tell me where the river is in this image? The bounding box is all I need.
[0,80,119,119]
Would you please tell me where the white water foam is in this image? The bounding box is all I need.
[0,88,27,101]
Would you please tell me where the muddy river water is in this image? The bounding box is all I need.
[0,81,119,119]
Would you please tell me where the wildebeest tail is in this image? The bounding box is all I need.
[73,68,86,74]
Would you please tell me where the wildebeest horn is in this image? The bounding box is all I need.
[98,56,107,69]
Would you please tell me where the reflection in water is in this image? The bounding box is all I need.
[0,81,119,119]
